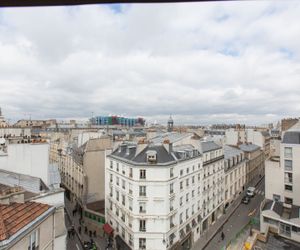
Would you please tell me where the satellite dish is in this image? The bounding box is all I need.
[0,138,6,145]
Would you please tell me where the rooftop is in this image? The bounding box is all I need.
[224,145,243,160]
[282,131,300,144]
[238,143,260,152]
[200,141,222,153]
[262,199,300,219]
[0,202,51,241]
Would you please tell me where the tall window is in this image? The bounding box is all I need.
[140,169,146,179]
[116,163,119,172]
[170,183,174,194]
[129,183,133,195]
[110,161,113,169]
[170,167,174,178]
[122,195,126,206]
[284,160,293,171]
[139,238,146,249]
[139,202,146,213]
[284,147,293,158]
[139,220,146,232]
[28,229,39,250]
[129,198,133,211]
[129,168,133,178]
[139,186,146,196]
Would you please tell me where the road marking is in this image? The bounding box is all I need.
[76,244,80,250]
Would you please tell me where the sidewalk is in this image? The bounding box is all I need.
[64,197,108,250]
[192,175,264,250]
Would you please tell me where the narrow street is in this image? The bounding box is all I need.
[204,177,265,250]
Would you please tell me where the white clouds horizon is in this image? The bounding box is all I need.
[0,1,300,125]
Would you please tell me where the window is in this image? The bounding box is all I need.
[139,220,146,232]
[122,180,126,189]
[186,193,189,202]
[186,179,189,187]
[180,181,183,190]
[140,169,146,179]
[110,161,113,169]
[273,194,281,202]
[285,172,293,184]
[284,160,293,171]
[180,169,183,176]
[198,163,200,169]
[186,208,189,219]
[28,229,39,250]
[139,186,146,196]
[285,185,293,191]
[187,168,189,174]
[180,197,183,206]
[192,176,195,184]
[116,177,119,186]
[139,238,146,249]
[198,173,200,181]
[284,147,292,158]
[110,174,113,183]
[129,198,133,211]
[170,183,174,194]
[129,183,133,195]
[180,213,183,223]
[285,197,293,205]
[192,204,195,215]
[122,195,126,206]
[139,202,146,213]
[170,199,174,211]
[129,168,133,178]
[192,190,195,198]
[116,191,119,201]
[116,163,119,172]
[122,165,125,175]
[170,168,174,178]
[192,165,195,171]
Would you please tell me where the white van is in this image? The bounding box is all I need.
[246,187,255,197]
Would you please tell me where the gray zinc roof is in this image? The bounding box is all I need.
[282,131,300,144]
[200,141,222,153]
[110,143,176,165]
[238,143,260,152]
[224,145,243,160]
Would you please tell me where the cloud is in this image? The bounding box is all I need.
[0,1,300,125]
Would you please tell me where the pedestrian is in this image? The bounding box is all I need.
[221,232,225,241]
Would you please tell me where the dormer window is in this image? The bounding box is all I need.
[146,150,157,163]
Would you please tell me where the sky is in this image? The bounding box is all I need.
[0,1,300,125]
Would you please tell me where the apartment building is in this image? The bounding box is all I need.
[105,138,224,250]
[225,128,270,159]
[199,141,225,232]
[238,143,264,185]
[0,138,67,249]
[260,128,300,243]
[0,200,56,250]
[223,145,246,208]
[106,141,203,250]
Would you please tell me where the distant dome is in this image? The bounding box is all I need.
[168,115,173,123]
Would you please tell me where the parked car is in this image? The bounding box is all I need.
[246,187,256,197]
[242,195,250,204]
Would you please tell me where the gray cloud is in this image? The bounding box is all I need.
[0,2,300,125]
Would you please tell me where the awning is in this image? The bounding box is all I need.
[103,223,114,235]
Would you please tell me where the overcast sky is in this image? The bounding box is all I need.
[0,1,300,125]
